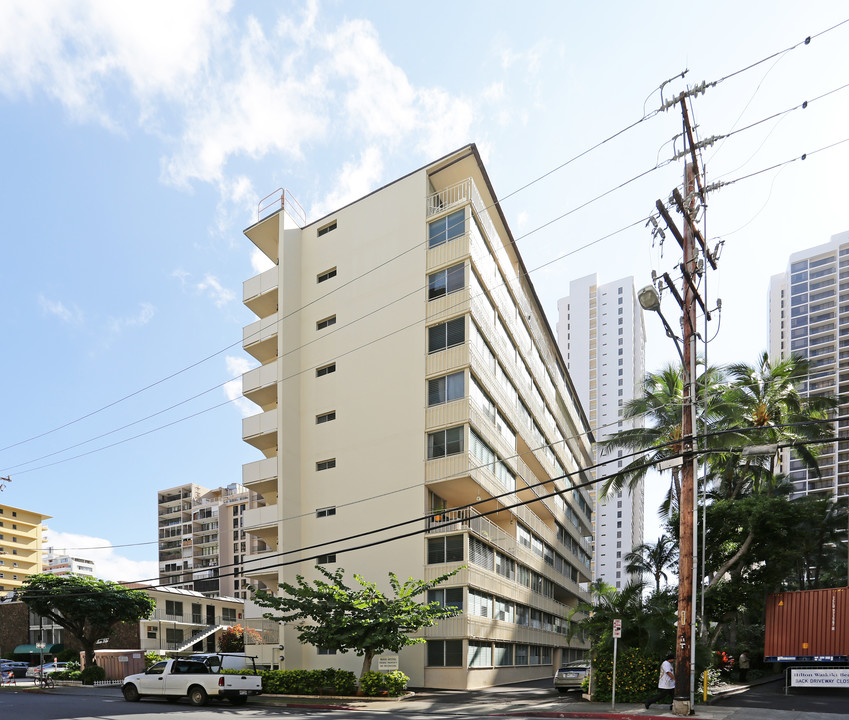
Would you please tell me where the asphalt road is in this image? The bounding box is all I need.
[715,677,849,716]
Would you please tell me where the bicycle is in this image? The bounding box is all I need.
[35,673,54,689]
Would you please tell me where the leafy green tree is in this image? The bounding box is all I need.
[251,566,462,679]
[624,534,678,593]
[567,581,676,658]
[18,574,155,667]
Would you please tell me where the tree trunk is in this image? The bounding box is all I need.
[359,649,375,682]
[82,640,96,669]
[706,530,754,589]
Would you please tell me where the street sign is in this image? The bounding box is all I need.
[35,642,46,649]
[613,619,622,638]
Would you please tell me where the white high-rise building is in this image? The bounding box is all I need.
[238,145,596,688]
[43,550,96,578]
[768,230,849,499]
[556,275,645,588]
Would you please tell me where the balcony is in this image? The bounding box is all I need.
[242,409,278,455]
[242,548,279,589]
[243,313,278,365]
[242,457,278,504]
[244,267,278,319]
[242,361,278,411]
[243,505,279,550]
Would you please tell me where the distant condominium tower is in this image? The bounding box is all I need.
[157,482,263,599]
[556,275,646,588]
[0,504,50,594]
[768,229,849,498]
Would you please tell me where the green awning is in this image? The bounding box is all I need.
[13,644,64,655]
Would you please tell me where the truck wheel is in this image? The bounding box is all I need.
[122,684,140,702]
[228,696,248,705]
[188,685,209,707]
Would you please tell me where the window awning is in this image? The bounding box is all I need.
[13,644,64,655]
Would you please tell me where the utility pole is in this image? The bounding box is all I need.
[647,91,716,716]
[673,160,698,716]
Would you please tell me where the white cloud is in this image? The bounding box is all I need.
[516,210,530,229]
[310,146,384,220]
[108,302,155,334]
[0,2,476,228]
[0,0,231,127]
[38,294,84,324]
[251,248,275,274]
[196,274,235,307]
[45,530,158,583]
[224,355,257,417]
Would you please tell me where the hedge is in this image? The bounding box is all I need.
[591,648,661,703]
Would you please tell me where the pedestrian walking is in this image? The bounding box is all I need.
[738,650,750,682]
[645,653,675,710]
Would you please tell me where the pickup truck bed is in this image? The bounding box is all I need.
[122,658,262,706]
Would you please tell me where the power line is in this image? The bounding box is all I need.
[14,419,842,600]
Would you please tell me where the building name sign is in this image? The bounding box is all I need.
[377,656,399,671]
[791,668,849,687]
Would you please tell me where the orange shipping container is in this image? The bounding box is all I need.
[764,587,849,661]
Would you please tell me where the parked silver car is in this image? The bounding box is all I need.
[25,662,69,678]
[553,659,590,693]
[0,661,29,678]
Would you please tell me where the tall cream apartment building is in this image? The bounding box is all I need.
[0,503,50,594]
[556,275,645,589]
[157,482,264,599]
[768,230,849,498]
[237,146,595,688]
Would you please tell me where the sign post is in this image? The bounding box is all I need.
[612,619,622,710]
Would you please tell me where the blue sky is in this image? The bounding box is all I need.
[1,1,848,581]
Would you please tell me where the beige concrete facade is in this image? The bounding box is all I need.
[0,503,50,594]
[239,146,595,688]
[157,482,264,599]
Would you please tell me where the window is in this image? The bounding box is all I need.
[428,209,465,248]
[427,535,464,564]
[427,427,464,458]
[316,411,336,424]
[317,220,337,236]
[316,459,336,471]
[428,317,465,352]
[316,507,336,518]
[222,607,237,623]
[427,639,463,667]
[165,629,184,644]
[316,363,336,377]
[428,587,464,610]
[317,267,337,283]
[428,263,465,300]
[468,589,492,618]
[165,600,183,618]
[495,643,513,666]
[468,640,493,668]
[317,554,337,564]
[428,372,464,406]
[317,648,337,655]
[316,315,336,331]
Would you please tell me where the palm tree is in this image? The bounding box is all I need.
[715,352,837,500]
[624,535,678,593]
[596,362,725,515]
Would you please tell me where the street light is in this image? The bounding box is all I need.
[638,286,684,364]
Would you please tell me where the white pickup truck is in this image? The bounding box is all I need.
[122,657,262,706]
